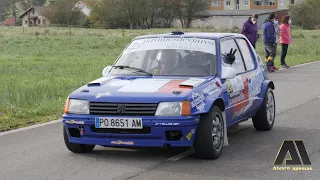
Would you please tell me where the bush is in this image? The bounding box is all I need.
[290,0,320,30]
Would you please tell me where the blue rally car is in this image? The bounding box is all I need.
[62,30,276,159]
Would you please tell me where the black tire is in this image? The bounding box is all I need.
[194,105,224,159]
[63,126,95,153]
[252,87,275,130]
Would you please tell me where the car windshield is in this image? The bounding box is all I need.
[109,37,217,77]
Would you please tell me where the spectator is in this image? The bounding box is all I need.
[241,14,259,49]
[262,13,277,72]
[279,15,291,69]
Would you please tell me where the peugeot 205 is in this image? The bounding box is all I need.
[62,31,276,159]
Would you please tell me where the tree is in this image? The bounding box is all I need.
[90,0,127,28]
[290,0,320,29]
[159,0,176,28]
[172,0,210,28]
[0,0,9,23]
[42,0,81,27]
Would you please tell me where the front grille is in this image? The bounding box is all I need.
[90,126,151,134]
[89,102,158,116]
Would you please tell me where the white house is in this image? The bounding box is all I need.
[19,6,49,27]
[74,1,98,17]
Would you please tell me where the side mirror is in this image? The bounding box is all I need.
[102,66,111,77]
[221,66,236,79]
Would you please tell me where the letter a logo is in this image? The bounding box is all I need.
[274,140,311,166]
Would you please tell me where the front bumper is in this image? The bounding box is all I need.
[62,114,200,147]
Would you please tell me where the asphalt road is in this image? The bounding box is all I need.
[1,62,320,180]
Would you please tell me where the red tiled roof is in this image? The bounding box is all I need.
[0,17,15,26]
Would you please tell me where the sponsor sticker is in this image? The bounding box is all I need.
[95,92,111,98]
[186,129,195,140]
[123,37,216,55]
[111,140,134,145]
[154,123,180,126]
[65,120,85,125]
[190,92,205,111]
[248,72,264,97]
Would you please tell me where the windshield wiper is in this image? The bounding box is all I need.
[113,65,153,76]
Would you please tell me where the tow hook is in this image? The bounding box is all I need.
[78,126,84,135]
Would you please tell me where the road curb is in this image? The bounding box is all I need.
[0,119,62,136]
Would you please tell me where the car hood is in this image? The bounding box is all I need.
[69,75,214,103]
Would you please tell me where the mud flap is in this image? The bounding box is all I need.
[222,110,229,146]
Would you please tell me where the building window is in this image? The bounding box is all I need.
[25,20,27,24]
[38,19,40,24]
[280,0,285,5]
[244,0,249,6]
[212,1,220,6]
[290,0,295,4]
[226,0,231,5]
[32,9,34,14]
[268,0,275,5]
[254,0,262,6]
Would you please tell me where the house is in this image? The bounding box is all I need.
[18,6,49,27]
[209,0,304,10]
[0,17,15,26]
[74,1,99,17]
[173,0,304,29]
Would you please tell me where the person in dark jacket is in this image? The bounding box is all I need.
[241,14,259,49]
[262,12,277,72]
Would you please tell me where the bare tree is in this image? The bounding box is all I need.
[90,0,127,28]
[172,0,209,28]
[42,0,81,28]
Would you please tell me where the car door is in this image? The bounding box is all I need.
[235,38,265,118]
[220,38,251,124]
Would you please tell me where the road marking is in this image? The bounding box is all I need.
[0,119,61,136]
[166,148,195,162]
[278,60,320,71]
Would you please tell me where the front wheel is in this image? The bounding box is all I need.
[63,126,95,153]
[194,106,224,159]
[252,87,275,130]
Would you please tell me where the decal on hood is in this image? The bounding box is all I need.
[118,79,172,92]
[157,80,192,93]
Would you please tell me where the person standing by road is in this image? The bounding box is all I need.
[241,14,259,49]
[279,15,291,69]
[262,13,277,73]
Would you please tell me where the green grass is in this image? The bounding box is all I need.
[0,26,319,131]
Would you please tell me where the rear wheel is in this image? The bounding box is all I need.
[63,126,95,153]
[194,106,224,159]
[252,87,275,130]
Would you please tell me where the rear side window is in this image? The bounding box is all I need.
[236,38,255,71]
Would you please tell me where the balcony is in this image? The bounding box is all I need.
[250,0,278,9]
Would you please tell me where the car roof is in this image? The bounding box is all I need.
[133,31,246,41]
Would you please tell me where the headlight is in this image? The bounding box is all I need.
[155,101,191,116]
[155,102,181,116]
[64,99,89,114]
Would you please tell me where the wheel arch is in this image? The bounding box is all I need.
[259,80,275,99]
[202,97,228,147]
